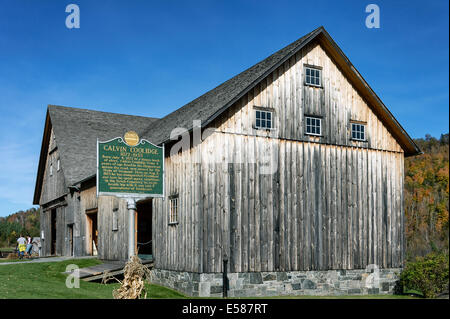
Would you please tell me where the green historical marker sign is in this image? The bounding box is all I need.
[97,131,164,198]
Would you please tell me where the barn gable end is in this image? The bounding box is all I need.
[210,37,403,153]
[38,126,68,205]
[144,26,419,157]
[151,27,416,286]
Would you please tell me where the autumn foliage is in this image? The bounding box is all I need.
[0,208,40,248]
[404,133,449,259]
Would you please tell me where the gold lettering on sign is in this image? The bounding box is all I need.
[99,143,162,194]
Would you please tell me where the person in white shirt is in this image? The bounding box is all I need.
[17,235,27,259]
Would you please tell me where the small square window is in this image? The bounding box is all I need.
[351,123,366,141]
[255,110,273,130]
[305,67,321,87]
[305,116,322,136]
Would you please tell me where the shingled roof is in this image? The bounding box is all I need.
[33,105,158,203]
[141,27,321,145]
[140,26,419,157]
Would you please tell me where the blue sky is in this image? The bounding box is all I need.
[0,0,448,217]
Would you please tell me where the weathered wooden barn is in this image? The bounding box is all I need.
[34,27,420,296]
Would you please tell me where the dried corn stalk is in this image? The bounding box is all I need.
[101,270,121,285]
[112,255,153,299]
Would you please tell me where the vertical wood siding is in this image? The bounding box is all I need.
[97,195,129,260]
[215,40,403,153]
[39,128,67,205]
[153,132,404,272]
[152,38,405,273]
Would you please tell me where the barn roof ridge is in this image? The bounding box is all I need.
[48,104,159,121]
[139,26,324,144]
[140,26,419,157]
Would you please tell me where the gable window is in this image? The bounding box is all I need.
[305,116,322,136]
[305,66,321,87]
[49,162,53,176]
[255,109,273,130]
[351,123,366,141]
[169,195,179,225]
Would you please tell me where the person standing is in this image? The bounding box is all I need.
[26,235,33,258]
[16,234,26,259]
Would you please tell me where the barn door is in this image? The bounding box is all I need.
[85,209,98,256]
[67,224,74,256]
[50,209,57,256]
[136,200,153,259]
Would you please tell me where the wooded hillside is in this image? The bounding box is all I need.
[405,133,449,259]
[0,207,40,247]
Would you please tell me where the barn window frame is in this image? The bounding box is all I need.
[254,109,274,130]
[351,122,367,141]
[168,194,179,225]
[112,208,119,231]
[305,115,322,136]
[304,65,322,87]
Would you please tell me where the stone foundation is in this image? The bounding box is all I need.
[151,267,401,297]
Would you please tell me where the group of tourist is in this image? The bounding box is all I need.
[16,234,34,259]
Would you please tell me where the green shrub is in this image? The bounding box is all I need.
[399,252,449,298]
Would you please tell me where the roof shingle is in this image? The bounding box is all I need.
[48,105,159,186]
[140,27,321,144]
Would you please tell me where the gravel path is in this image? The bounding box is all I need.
[0,256,97,266]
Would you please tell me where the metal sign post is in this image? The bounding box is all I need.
[97,131,164,260]
[127,198,137,258]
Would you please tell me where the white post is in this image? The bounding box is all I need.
[127,198,136,259]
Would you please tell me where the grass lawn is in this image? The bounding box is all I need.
[0,258,185,299]
[0,258,422,299]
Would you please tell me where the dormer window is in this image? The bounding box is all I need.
[305,66,322,87]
